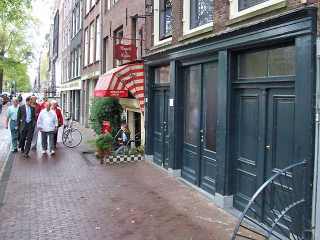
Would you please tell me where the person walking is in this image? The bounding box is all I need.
[51,100,63,149]
[0,94,3,114]
[37,102,58,155]
[30,96,41,150]
[5,98,19,152]
[17,96,36,158]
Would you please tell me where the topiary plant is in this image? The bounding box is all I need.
[89,97,123,136]
[94,133,114,160]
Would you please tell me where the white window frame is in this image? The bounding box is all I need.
[153,0,172,46]
[229,0,285,19]
[89,22,95,64]
[84,28,89,66]
[183,0,213,36]
[95,16,101,62]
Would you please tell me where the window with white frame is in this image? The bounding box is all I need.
[84,28,89,66]
[78,48,81,76]
[86,0,90,14]
[190,0,213,29]
[183,0,213,34]
[95,16,101,61]
[89,22,95,64]
[230,0,285,19]
[159,0,172,40]
[154,0,172,45]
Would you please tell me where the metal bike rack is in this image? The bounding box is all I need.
[232,160,310,240]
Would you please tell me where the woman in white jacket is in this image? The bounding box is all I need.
[37,102,58,155]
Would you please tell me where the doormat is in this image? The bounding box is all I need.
[104,155,144,165]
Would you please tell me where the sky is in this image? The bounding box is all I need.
[28,0,54,87]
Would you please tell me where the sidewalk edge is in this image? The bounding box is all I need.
[0,146,11,181]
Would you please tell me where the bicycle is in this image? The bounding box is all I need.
[62,112,83,148]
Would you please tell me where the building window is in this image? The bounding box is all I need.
[230,0,285,19]
[239,0,268,10]
[113,26,123,67]
[95,16,101,62]
[85,0,90,14]
[84,28,89,66]
[159,0,172,40]
[190,0,213,29]
[78,48,81,76]
[89,22,95,64]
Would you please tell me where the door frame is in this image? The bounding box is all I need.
[152,85,170,168]
[179,56,219,191]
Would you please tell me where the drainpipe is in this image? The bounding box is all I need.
[312,37,320,240]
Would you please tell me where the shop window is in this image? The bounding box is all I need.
[190,0,214,29]
[238,45,295,79]
[159,0,172,40]
[239,0,268,11]
[154,65,170,84]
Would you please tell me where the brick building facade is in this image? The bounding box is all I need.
[97,0,146,146]
[144,0,319,238]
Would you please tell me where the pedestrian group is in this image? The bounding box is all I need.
[5,96,64,158]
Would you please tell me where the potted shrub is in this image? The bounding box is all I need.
[93,133,114,163]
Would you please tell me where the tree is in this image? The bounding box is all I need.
[0,0,32,93]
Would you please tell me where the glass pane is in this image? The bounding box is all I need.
[190,0,214,29]
[184,65,201,145]
[154,93,161,131]
[160,0,172,39]
[238,0,268,11]
[268,46,295,76]
[203,62,218,151]
[154,65,170,84]
[238,50,268,78]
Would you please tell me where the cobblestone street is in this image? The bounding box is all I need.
[0,124,237,240]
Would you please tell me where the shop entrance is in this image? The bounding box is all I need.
[153,88,169,168]
[182,62,218,194]
[231,45,302,229]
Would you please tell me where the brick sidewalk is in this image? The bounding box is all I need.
[0,132,237,240]
[0,105,11,173]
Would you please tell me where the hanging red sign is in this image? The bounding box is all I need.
[114,44,137,61]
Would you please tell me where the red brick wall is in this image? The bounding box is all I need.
[145,0,319,53]
[101,0,145,71]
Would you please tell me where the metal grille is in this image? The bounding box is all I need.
[232,160,312,240]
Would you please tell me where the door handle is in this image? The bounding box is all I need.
[266,145,271,150]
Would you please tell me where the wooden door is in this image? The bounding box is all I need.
[153,88,169,168]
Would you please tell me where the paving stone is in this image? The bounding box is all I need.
[0,126,237,240]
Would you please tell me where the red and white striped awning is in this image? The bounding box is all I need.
[94,63,144,111]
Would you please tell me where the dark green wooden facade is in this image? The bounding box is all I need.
[144,7,317,231]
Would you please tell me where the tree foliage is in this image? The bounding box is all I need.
[0,0,33,92]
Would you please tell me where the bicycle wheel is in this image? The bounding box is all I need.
[62,128,82,148]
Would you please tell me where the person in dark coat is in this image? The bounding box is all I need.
[17,96,36,158]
